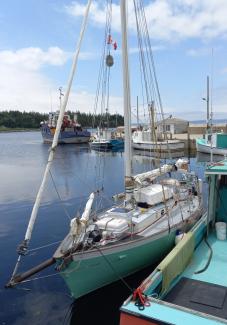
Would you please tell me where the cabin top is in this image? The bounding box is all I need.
[205,159,227,175]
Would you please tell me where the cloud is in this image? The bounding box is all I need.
[0,47,69,71]
[0,47,69,111]
[0,46,123,113]
[129,45,165,54]
[186,47,212,57]
[66,0,227,41]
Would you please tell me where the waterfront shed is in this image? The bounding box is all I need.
[157,116,188,134]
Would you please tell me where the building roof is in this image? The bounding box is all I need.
[157,117,188,125]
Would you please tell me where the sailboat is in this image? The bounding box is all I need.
[196,76,227,155]
[120,159,227,325]
[6,0,203,299]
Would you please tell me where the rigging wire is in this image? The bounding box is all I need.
[133,0,171,227]
[28,240,62,253]
[94,244,133,293]
[49,170,71,221]
[133,0,172,161]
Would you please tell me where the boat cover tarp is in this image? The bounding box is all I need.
[157,232,194,294]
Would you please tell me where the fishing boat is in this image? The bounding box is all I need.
[132,98,185,154]
[196,133,227,156]
[196,76,227,156]
[90,127,124,150]
[6,0,203,299]
[40,111,91,144]
[120,158,227,325]
[132,128,185,153]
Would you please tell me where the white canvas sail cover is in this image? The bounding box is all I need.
[133,164,173,184]
[70,192,95,236]
[133,159,189,185]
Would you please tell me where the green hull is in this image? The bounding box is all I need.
[60,231,175,298]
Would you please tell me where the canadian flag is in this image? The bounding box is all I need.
[107,34,117,50]
[113,41,117,50]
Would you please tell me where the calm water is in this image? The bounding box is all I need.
[0,131,209,325]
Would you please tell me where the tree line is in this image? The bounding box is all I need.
[0,110,124,129]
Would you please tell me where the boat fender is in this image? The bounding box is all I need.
[102,230,108,240]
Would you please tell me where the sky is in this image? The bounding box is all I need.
[1,0,227,121]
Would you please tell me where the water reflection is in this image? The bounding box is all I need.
[69,263,158,325]
[196,151,225,164]
[0,132,209,325]
[133,149,186,160]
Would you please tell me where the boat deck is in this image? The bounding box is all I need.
[182,232,227,287]
[121,233,227,325]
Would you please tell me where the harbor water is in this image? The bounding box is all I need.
[0,131,208,324]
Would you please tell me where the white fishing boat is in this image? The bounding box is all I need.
[196,76,227,156]
[132,128,185,152]
[6,0,203,299]
[196,133,227,156]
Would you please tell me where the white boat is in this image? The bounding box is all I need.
[196,133,227,156]
[196,76,227,156]
[132,129,185,152]
[6,0,203,299]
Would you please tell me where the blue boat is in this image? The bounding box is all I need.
[120,159,227,325]
[40,112,90,144]
[90,128,124,150]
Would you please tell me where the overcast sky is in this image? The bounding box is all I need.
[1,0,227,121]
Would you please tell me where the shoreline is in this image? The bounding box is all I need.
[0,128,40,133]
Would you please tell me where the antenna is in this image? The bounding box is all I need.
[210,48,214,163]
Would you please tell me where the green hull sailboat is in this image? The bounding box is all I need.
[6,0,203,299]
[56,216,200,298]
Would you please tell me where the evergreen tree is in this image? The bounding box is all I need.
[0,110,124,129]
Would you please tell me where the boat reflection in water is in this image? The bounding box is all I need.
[133,149,186,160]
[196,151,225,164]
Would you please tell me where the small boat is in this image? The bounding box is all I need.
[132,100,185,154]
[40,111,90,144]
[132,128,185,153]
[196,76,227,156]
[120,158,227,325]
[90,128,124,150]
[196,133,227,156]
